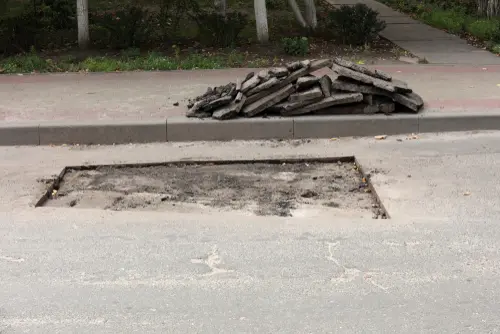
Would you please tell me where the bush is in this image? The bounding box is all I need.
[0,0,76,54]
[419,8,466,34]
[326,3,386,46]
[282,36,309,56]
[90,6,155,49]
[466,19,499,40]
[193,11,248,47]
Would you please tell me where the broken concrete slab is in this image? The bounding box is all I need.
[269,67,289,78]
[289,86,323,102]
[244,67,310,105]
[333,65,411,94]
[241,75,261,93]
[309,59,333,72]
[331,78,391,97]
[242,84,295,117]
[319,75,332,97]
[286,61,302,72]
[247,77,280,96]
[296,76,319,90]
[190,94,220,113]
[313,104,380,115]
[393,92,424,112]
[300,60,311,68]
[206,95,233,111]
[235,91,244,103]
[276,97,324,115]
[281,93,363,116]
[379,102,396,114]
[332,57,392,81]
[213,96,247,120]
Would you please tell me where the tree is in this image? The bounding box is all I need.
[254,0,269,43]
[76,0,89,49]
[288,0,317,29]
[304,0,317,29]
[477,0,500,17]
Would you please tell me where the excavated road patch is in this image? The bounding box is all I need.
[40,159,386,218]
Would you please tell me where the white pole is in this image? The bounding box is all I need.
[77,0,90,49]
[254,0,269,43]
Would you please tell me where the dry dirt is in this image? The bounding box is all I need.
[44,161,383,218]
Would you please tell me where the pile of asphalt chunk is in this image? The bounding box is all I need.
[185,58,424,120]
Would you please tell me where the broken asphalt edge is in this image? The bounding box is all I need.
[1,111,500,146]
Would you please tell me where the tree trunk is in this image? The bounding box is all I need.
[287,0,308,28]
[304,0,317,29]
[254,0,269,43]
[77,0,89,49]
[486,0,500,17]
[478,0,488,15]
[214,0,227,18]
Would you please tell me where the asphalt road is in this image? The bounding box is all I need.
[2,132,500,333]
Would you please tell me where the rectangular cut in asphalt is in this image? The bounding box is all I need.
[242,84,295,117]
[289,86,323,102]
[281,93,363,116]
[212,96,247,120]
[332,57,392,81]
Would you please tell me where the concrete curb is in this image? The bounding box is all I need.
[1,111,500,146]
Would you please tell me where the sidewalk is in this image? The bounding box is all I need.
[330,0,500,65]
[1,66,500,122]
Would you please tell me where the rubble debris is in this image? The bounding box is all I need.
[185,58,424,120]
[296,76,319,90]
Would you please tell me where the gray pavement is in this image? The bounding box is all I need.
[332,0,500,64]
[1,66,500,123]
[2,132,500,332]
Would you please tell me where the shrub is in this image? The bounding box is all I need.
[90,6,154,49]
[466,19,499,40]
[193,10,248,47]
[326,3,386,46]
[419,8,466,34]
[282,36,309,56]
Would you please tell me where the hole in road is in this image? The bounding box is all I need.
[36,158,388,219]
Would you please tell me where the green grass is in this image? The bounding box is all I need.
[419,8,467,34]
[0,50,271,74]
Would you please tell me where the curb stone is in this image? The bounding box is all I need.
[1,111,500,146]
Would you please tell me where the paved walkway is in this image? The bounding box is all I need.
[0,66,499,122]
[331,0,500,65]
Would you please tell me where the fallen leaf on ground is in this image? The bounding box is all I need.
[407,133,419,140]
[464,191,471,196]
[374,135,387,140]
[330,137,339,141]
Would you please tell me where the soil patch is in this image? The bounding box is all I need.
[43,161,385,218]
